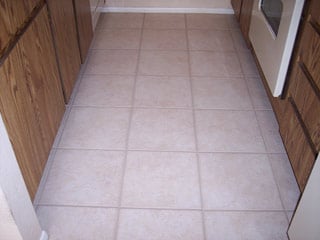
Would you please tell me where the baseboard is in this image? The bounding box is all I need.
[99,7,234,14]
[39,231,48,240]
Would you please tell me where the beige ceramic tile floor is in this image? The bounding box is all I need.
[34,13,300,240]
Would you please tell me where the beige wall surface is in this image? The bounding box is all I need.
[105,0,232,9]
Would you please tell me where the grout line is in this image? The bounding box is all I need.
[113,13,146,240]
[36,203,286,213]
[54,146,272,154]
[234,36,289,221]
[184,13,207,240]
[34,57,90,205]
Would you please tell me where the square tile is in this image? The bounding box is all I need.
[238,50,260,77]
[269,154,300,210]
[128,109,195,151]
[74,75,135,107]
[141,29,187,50]
[190,51,242,77]
[134,76,192,108]
[186,14,230,29]
[39,149,124,206]
[195,110,266,152]
[188,29,235,51]
[200,153,282,210]
[144,13,186,29]
[256,110,286,153]
[121,151,201,209]
[246,77,272,110]
[97,13,144,29]
[138,50,189,76]
[92,29,141,49]
[204,211,289,239]
[37,206,117,240]
[59,107,130,150]
[85,50,138,75]
[192,77,252,110]
[117,209,204,240]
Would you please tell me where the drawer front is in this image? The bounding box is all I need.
[289,65,320,150]
[279,100,316,191]
[299,23,320,91]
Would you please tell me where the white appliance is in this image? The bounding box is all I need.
[249,0,305,97]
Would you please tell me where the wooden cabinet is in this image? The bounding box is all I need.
[231,0,254,46]
[0,0,39,55]
[73,0,93,63]
[0,6,65,199]
[279,0,320,191]
[47,0,82,102]
[231,0,242,21]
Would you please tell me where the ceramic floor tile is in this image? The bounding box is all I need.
[117,209,204,240]
[139,50,189,76]
[144,13,186,29]
[186,14,230,29]
[39,149,124,206]
[188,29,235,51]
[37,206,117,240]
[192,77,252,110]
[59,107,130,150]
[190,51,242,77]
[230,29,250,52]
[129,109,195,151]
[200,153,282,210]
[92,29,141,49]
[269,154,300,210]
[256,110,286,153]
[134,76,192,108]
[246,77,272,110]
[141,29,187,50]
[204,211,289,240]
[121,151,201,209]
[74,75,135,107]
[97,13,144,29]
[85,50,139,75]
[238,50,260,77]
[195,110,266,152]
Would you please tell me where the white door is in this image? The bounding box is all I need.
[288,154,320,240]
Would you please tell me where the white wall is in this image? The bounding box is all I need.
[104,0,232,11]
[0,114,44,240]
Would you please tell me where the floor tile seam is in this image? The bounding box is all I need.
[35,59,90,203]
[234,42,288,216]
[184,14,208,240]
[36,203,287,213]
[88,48,239,53]
[33,148,58,206]
[69,105,266,111]
[53,146,275,154]
[266,152,296,223]
[113,13,146,240]
[249,93,288,216]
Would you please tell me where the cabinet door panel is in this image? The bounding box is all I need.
[279,100,316,191]
[73,0,93,62]
[47,0,81,102]
[0,6,65,199]
[289,66,320,150]
[0,0,39,54]
[299,23,320,90]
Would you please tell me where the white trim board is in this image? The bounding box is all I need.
[99,7,234,14]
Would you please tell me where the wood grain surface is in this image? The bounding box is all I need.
[0,6,65,199]
[47,0,81,102]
